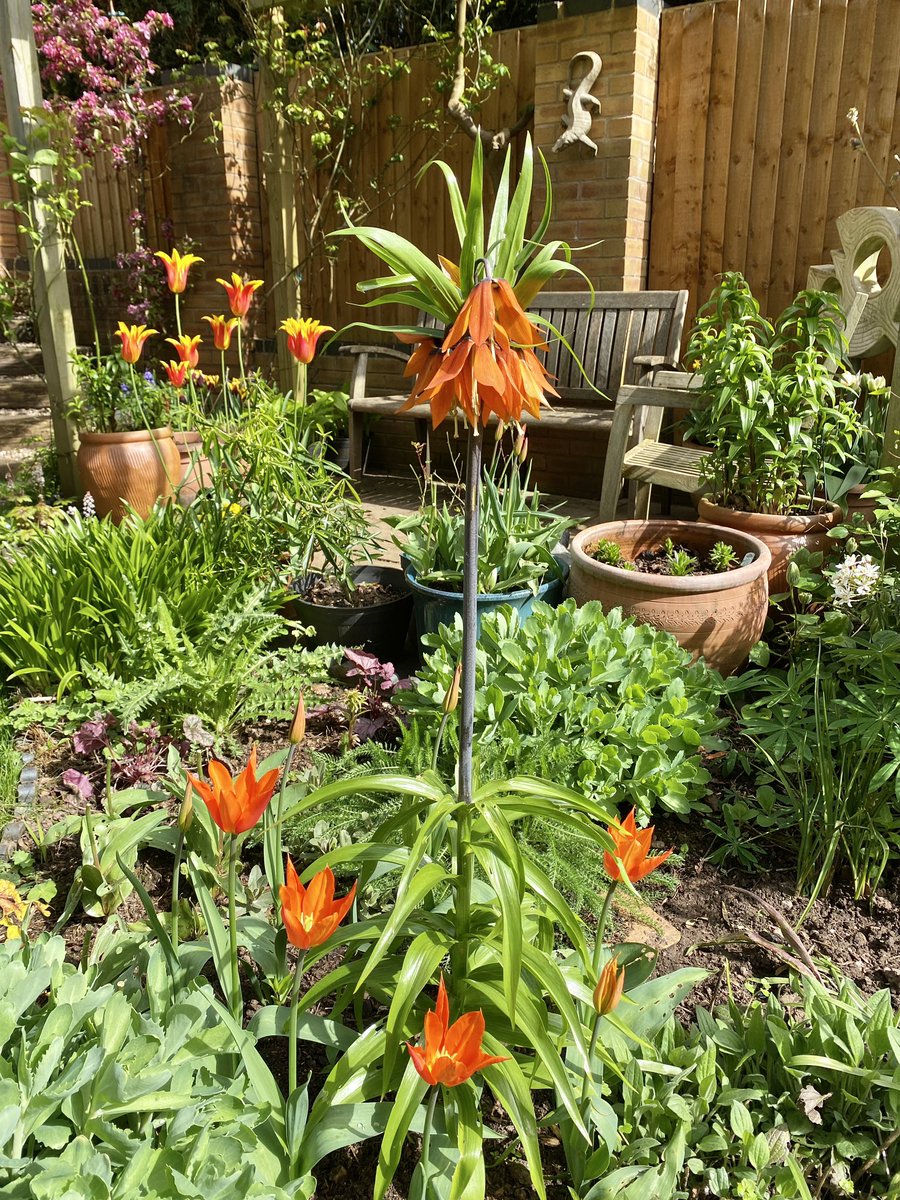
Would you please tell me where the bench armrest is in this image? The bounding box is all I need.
[341,343,410,403]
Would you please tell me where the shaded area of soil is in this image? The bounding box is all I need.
[651,813,900,1012]
[298,576,405,608]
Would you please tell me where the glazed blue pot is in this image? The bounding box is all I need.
[405,555,569,642]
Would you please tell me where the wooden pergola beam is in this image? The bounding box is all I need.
[0,0,79,495]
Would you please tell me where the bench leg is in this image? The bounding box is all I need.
[598,399,635,522]
[630,478,653,521]
[349,411,364,481]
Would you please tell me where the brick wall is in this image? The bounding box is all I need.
[532,0,660,292]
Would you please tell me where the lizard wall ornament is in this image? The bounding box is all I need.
[552,51,602,155]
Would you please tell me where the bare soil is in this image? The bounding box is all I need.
[298,576,405,609]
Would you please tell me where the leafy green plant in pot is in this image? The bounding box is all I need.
[387,452,573,643]
[684,273,864,590]
[818,369,892,522]
[70,334,181,522]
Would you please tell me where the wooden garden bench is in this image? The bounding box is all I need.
[344,289,689,481]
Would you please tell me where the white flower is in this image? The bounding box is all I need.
[831,553,880,606]
[82,491,96,519]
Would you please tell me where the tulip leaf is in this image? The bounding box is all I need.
[187,854,240,1020]
[447,1083,486,1200]
[356,862,450,995]
[482,1044,548,1200]
[247,1005,357,1050]
[374,1057,429,1200]
[383,928,452,1092]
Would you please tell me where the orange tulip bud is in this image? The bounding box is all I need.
[217,272,263,317]
[116,321,156,364]
[603,808,672,884]
[407,975,508,1087]
[279,858,356,950]
[443,664,461,714]
[280,317,334,365]
[202,314,240,351]
[166,334,202,370]
[289,691,306,745]
[155,248,203,294]
[186,747,279,835]
[592,954,625,1016]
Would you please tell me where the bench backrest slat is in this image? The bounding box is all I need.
[529,290,688,404]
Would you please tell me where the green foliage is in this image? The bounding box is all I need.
[722,491,900,898]
[387,457,572,595]
[68,350,170,434]
[0,934,316,1198]
[567,971,900,1199]
[663,537,698,577]
[710,540,739,572]
[0,705,18,827]
[406,600,723,817]
[589,538,634,570]
[684,273,863,515]
[0,501,286,697]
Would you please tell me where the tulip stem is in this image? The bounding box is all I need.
[592,881,617,977]
[288,951,307,1095]
[228,834,241,1022]
[175,292,182,340]
[581,1014,604,1112]
[273,744,296,926]
[420,1087,439,1187]
[171,828,184,953]
[237,322,246,381]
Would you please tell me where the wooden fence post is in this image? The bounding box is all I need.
[0,0,80,495]
[255,4,301,395]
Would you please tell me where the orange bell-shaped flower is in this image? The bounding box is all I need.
[186,747,279,835]
[116,321,157,364]
[279,858,356,950]
[407,975,508,1088]
[603,808,672,884]
[156,248,203,294]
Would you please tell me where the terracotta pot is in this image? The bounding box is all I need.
[843,483,879,524]
[77,426,181,523]
[697,496,841,592]
[173,430,214,506]
[568,520,771,676]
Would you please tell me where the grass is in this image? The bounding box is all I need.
[0,713,19,831]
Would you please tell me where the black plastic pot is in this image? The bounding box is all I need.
[289,564,413,658]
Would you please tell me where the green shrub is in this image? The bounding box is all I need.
[407,599,724,817]
[576,970,900,1199]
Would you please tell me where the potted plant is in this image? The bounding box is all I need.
[818,370,892,522]
[684,274,863,590]
[568,519,771,676]
[70,333,180,523]
[388,455,572,643]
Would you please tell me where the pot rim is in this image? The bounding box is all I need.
[404,554,569,603]
[570,520,771,595]
[293,564,411,612]
[79,426,175,444]
[698,495,841,532]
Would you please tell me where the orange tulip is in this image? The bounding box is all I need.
[156,248,203,294]
[399,277,555,429]
[279,858,356,950]
[280,317,334,364]
[603,808,672,884]
[116,321,156,364]
[166,334,202,369]
[186,747,279,835]
[407,975,508,1088]
[163,359,190,388]
[217,272,263,317]
[202,314,240,351]
[592,954,626,1016]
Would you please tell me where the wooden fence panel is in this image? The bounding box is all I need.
[649,0,900,334]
